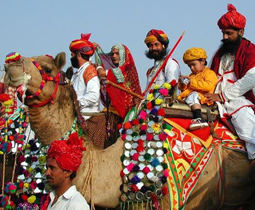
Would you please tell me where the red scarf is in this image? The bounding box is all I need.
[211,38,255,104]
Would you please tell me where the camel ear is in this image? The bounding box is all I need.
[54,52,66,70]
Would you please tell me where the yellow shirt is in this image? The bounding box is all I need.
[177,67,218,105]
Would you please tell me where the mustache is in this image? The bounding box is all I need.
[46,175,53,180]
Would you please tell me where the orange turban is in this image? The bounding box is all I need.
[218,4,246,30]
[47,133,86,172]
[183,47,207,64]
[69,33,95,56]
[144,29,169,47]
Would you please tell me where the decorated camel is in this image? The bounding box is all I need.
[3,52,255,209]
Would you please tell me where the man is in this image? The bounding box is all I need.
[94,43,142,119]
[205,4,255,161]
[144,29,180,92]
[42,133,89,210]
[69,33,100,120]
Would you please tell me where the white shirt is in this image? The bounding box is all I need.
[214,53,255,116]
[47,186,90,210]
[71,62,100,120]
[146,57,180,87]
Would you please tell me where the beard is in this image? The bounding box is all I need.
[70,56,79,69]
[221,36,242,54]
[145,48,168,60]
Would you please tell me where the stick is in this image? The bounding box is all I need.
[1,154,6,196]
[142,31,185,96]
[105,80,144,100]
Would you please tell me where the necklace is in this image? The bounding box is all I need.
[221,54,235,73]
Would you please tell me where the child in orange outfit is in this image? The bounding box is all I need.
[177,47,218,130]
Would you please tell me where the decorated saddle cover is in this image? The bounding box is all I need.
[119,81,246,210]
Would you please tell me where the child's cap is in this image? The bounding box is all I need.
[183,47,207,64]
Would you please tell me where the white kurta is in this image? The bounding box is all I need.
[71,62,100,120]
[47,186,90,210]
[146,57,180,88]
[215,53,255,159]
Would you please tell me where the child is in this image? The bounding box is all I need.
[177,47,218,130]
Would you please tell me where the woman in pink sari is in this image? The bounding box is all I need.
[95,44,142,119]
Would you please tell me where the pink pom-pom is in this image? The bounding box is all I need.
[139,111,147,120]
[159,88,169,96]
[126,162,135,172]
[163,170,169,177]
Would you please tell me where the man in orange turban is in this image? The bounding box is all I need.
[144,29,180,94]
[69,34,100,120]
[206,4,255,162]
[42,133,89,210]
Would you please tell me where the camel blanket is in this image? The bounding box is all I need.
[163,118,246,210]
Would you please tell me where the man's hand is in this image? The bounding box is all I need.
[204,93,222,103]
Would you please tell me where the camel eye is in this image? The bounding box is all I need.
[44,68,51,74]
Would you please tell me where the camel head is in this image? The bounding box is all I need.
[4,52,67,107]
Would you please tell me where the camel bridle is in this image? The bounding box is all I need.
[10,58,63,108]
[24,59,62,108]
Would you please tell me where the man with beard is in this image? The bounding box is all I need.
[69,33,100,120]
[144,29,180,92]
[205,4,255,163]
[41,133,89,210]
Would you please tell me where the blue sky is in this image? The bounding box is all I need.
[1,0,255,90]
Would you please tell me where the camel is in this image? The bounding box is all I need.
[3,52,255,209]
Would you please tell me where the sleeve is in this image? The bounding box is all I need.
[79,75,100,108]
[164,58,181,83]
[222,67,255,100]
[189,69,218,92]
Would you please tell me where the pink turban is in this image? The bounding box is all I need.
[218,4,246,30]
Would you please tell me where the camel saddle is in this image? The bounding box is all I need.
[162,97,219,122]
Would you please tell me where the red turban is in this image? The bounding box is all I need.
[218,4,246,30]
[144,29,169,47]
[69,33,95,56]
[47,133,86,172]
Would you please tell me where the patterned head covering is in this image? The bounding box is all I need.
[47,133,86,172]
[183,47,207,64]
[69,33,95,56]
[218,4,246,30]
[144,29,169,48]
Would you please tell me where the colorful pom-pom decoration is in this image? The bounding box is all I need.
[5,52,21,64]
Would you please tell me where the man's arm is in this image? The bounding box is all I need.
[79,76,100,108]
[223,67,255,101]
[164,59,180,83]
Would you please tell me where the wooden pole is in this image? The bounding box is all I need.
[105,80,144,100]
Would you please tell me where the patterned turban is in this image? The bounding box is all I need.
[218,4,246,30]
[69,33,95,56]
[144,29,169,48]
[47,132,86,172]
[183,47,207,64]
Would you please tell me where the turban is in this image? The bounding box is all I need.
[69,33,95,56]
[183,47,207,64]
[144,29,169,48]
[47,132,86,172]
[218,4,246,30]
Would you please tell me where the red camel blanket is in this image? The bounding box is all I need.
[163,118,246,210]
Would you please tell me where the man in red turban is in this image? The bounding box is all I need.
[69,33,100,120]
[42,133,89,210]
[205,4,255,164]
[144,29,180,95]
